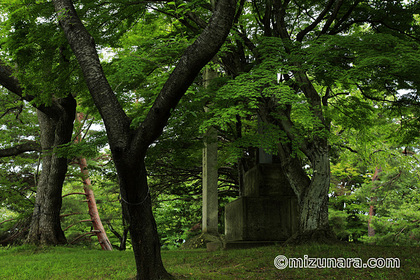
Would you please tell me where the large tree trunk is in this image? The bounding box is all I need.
[290,144,335,244]
[26,97,76,245]
[0,53,76,246]
[115,155,171,279]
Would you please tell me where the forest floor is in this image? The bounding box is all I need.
[0,243,418,279]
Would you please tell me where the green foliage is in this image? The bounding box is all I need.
[154,193,201,250]
[102,13,193,127]
[76,0,147,46]
[358,169,420,246]
[1,0,420,253]
[0,0,82,105]
[329,100,420,246]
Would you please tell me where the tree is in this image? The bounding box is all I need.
[52,0,237,278]
[0,0,84,245]
[199,0,419,243]
[0,61,76,245]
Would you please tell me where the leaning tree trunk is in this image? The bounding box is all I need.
[26,97,76,245]
[78,156,113,250]
[368,166,381,238]
[75,112,113,250]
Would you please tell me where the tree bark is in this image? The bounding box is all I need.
[52,0,236,278]
[78,156,113,250]
[26,95,76,245]
[116,155,170,279]
[288,143,335,244]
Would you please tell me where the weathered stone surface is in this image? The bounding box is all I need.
[206,241,223,252]
[244,164,294,197]
[202,127,218,234]
[225,163,298,243]
[225,196,298,241]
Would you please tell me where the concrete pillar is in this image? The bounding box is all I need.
[202,127,218,233]
[202,67,218,234]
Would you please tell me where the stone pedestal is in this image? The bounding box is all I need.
[224,164,298,244]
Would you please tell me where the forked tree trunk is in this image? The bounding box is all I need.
[260,102,335,244]
[52,0,236,277]
[26,97,76,245]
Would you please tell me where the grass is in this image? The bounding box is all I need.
[0,243,419,279]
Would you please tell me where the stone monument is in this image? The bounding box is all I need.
[224,158,298,248]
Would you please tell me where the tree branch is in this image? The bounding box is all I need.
[0,59,71,119]
[63,219,93,231]
[321,0,344,34]
[0,141,41,157]
[53,0,132,150]
[0,61,22,96]
[338,144,358,154]
[132,0,237,154]
[296,0,336,42]
[62,192,87,198]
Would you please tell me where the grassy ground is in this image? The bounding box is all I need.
[0,243,418,279]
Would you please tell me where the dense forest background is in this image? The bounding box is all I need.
[0,0,419,254]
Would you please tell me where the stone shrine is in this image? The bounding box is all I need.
[224,163,298,247]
